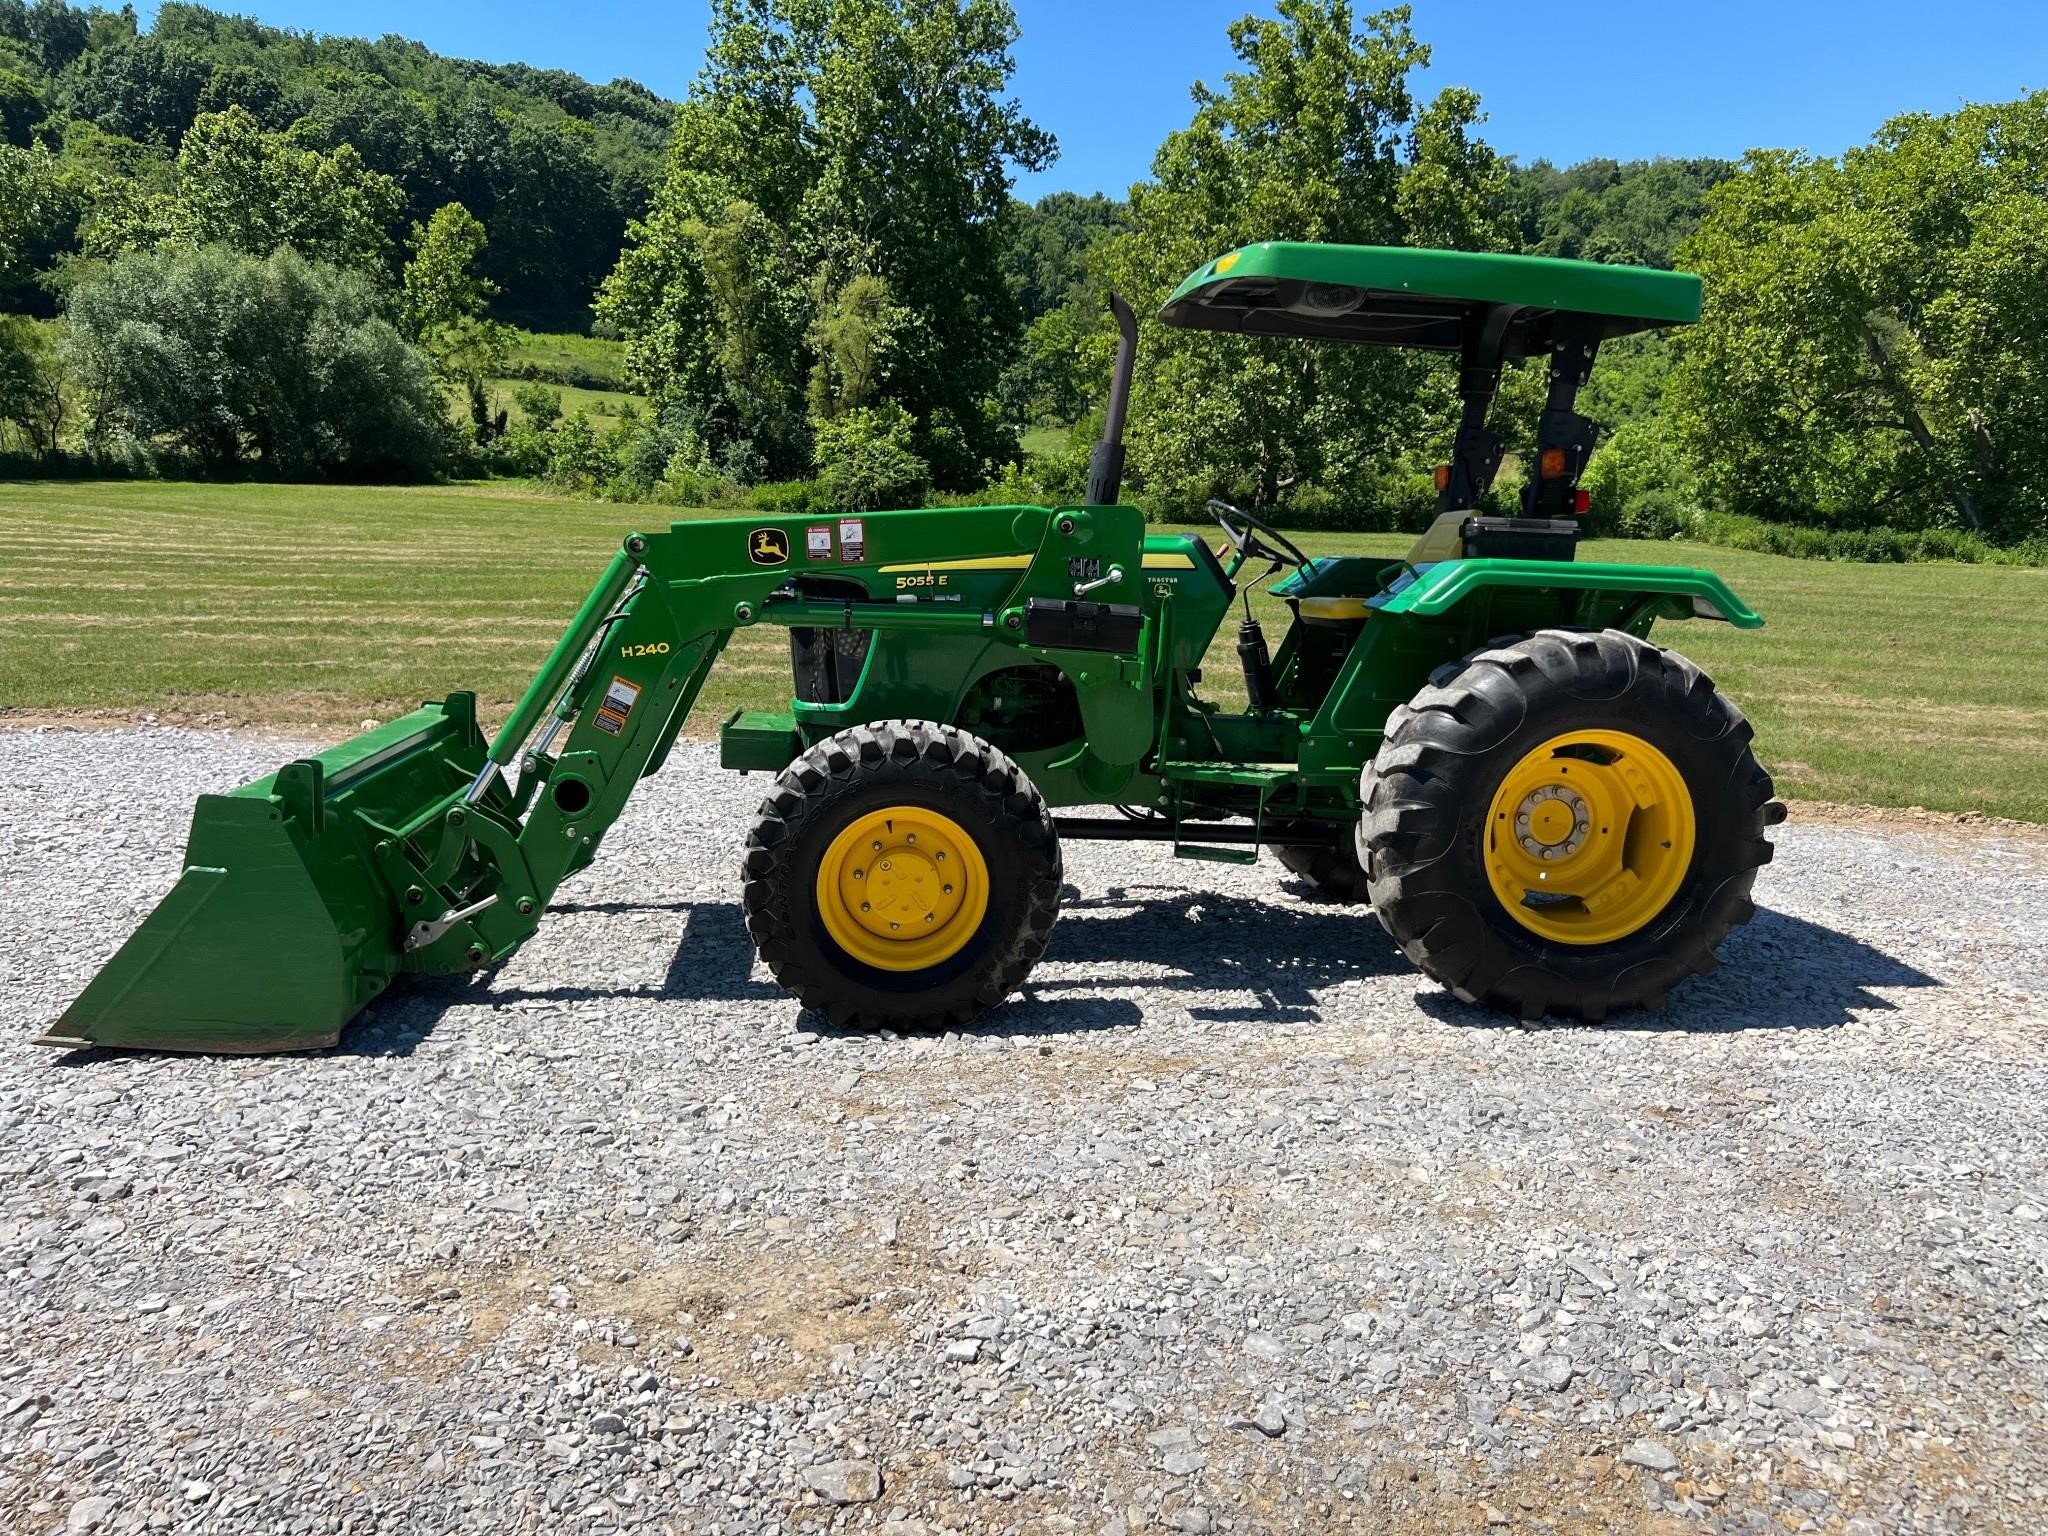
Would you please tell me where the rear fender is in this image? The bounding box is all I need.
[1376,558,1763,629]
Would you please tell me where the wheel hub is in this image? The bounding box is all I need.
[1515,785,1590,859]
[1484,730,1697,946]
[815,807,989,972]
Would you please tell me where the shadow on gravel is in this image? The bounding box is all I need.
[326,890,1932,1059]
[1415,906,1938,1034]
[1029,883,1411,1025]
[799,883,1396,1041]
[342,900,784,1056]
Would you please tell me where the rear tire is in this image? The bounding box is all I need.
[1360,629,1779,1020]
[1275,840,1366,902]
[742,720,1061,1029]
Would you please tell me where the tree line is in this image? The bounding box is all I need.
[0,0,2041,552]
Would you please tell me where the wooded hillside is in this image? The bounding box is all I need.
[0,0,670,325]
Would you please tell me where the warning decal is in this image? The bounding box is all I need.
[838,517,865,563]
[807,524,833,559]
[593,675,641,736]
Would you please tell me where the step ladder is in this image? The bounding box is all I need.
[1155,760,1295,865]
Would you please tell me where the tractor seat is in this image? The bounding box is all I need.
[1270,555,1389,624]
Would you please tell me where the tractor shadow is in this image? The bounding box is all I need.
[1412,904,1939,1035]
[344,899,782,1055]
[338,885,1937,1057]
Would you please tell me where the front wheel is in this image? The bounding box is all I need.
[1360,630,1780,1020]
[741,721,1062,1029]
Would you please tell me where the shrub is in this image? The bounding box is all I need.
[542,412,613,490]
[812,402,930,511]
[1582,420,1695,536]
[1618,489,1690,541]
[512,382,563,431]
[1673,508,2046,566]
[749,478,839,518]
[62,245,447,477]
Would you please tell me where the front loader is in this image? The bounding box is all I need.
[41,242,1782,1054]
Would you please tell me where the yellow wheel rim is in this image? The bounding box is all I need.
[1483,729,1697,946]
[814,805,990,972]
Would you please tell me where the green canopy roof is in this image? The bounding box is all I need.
[1158,242,1702,353]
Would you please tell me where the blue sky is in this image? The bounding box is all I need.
[142,0,2046,197]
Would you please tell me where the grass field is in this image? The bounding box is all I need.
[1020,424,1072,459]
[502,329,629,388]
[1,480,2043,819]
[482,378,649,425]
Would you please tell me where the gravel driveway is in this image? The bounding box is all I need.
[3,727,2045,1536]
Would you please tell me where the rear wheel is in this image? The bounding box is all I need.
[1360,629,1779,1020]
[742,721,1061,1029]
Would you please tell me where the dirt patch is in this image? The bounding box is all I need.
[413,1224,956,1403]
[1787,798,2048,844]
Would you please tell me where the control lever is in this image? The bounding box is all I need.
[1073,564,1125,596]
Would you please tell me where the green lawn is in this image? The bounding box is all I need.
[502,329,629,388]
[1020,424,1071,459]
[483,377,649,425]
[1,480,2042,819]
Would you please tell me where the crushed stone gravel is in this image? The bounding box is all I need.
[2,725,2045,1535]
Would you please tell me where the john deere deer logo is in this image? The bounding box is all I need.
[748,527,789,566]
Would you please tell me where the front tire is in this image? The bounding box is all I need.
[1360,629,1779,1020]
[741,721,1061,1029]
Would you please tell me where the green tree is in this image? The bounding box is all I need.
[813,398,928,508]
[63,242,446,474]
[600,0,1053,487]
[1002,190,1126,325]
[0,53,41,145]
[5,2,674,327]
[0,314,66,454]
[25,0,89,72]
[1505,157,1733,269]
[1098,1,1512,512]
[0,139,66,288]
[54,33,214,143]
[1670,92,2048,543]
[145,106,402,273]
[401,201,509,376]
[807,270,903,419]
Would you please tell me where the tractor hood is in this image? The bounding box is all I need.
[1159,242,1701,353]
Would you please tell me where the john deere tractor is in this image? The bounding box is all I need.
[42,242,1782,1055]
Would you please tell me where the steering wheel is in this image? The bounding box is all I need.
[1208,498,1309,573]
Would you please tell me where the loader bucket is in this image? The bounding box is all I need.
[38,695,490,1054]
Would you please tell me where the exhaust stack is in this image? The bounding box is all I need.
[1085,292,1138,507]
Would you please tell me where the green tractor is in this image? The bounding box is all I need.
[42,242,1782,1055]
